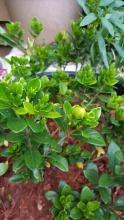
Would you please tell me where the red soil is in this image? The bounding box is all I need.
[0,120,124,219]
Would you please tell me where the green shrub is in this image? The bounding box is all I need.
[0,16,124,220]
[46,180,123,220]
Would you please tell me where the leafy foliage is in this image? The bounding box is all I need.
[0,16,124,219]
[77,0,124,67]
[46,181,122,219]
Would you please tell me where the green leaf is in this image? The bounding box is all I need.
[56,118,68,131]
[90,43,95,63]
[114,196,124,211]
[113,176,124,187]
[84,107,101,128]
[9,174,27,183]
[6,133,24,142]
[99,188,111,204]
[111,17,124,31]
[0,162,8,176]
[56,210,69,219]
[24,147,43,171]
[90,107,101,119]
[52,197,62,210]
[59,82,67,95]
[80,13,97,27]
[27,119,44,133]
[59,181,72,195]
[51,207,59,217]
[48,154,68,172]
[76,0,89,14]
[98,32,109,68]
[45,191,57,201]
[100,0,114,6]
[7,118,27,133]
[63,101,72,114]
[86,201,100,212]
[101,18,114,37]
[31,133,61,153]
[23,102,34,114]
[81,151,92,159]
[44,112,62,119]
[113,43,124,58]
[84,163,99,185]
[93,209,104,220]
[73,129,106,147]
[109,214,119,220]
[99,173,113,188]
[33,168,43,182]
[107,140,121,173]
[114,0,124,7]
[27,77,41,96]
[0,102,10,110]
[80,186,95,202]
[30,17,43,37]
[0,83,10,102]
[70,207,83,219]
[15,107,27,115]
[13,156,24,173]
[76,64,96,87]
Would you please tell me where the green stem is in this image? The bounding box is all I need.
[25,128,32,148]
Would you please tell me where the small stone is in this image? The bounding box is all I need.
[4,140,9,147]
[37,202,43,211]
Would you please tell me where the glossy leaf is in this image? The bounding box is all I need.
[76,0,89,14]
[99,188,111,204]
[114,196,124,211]
[63,101,72,114]
[48,154,68,172]
[24,148,43,171]
[27,77,41,96]
[101,18,114,37]
[107,140,122,173]
[113,43,124,58]
[84,163,99,185]
[59,82,67,95]
[0,162,8,176]
[70,207,83,219]
[9,174,27,183]
[27,119,44,133]
[44,112,62,119]
[45,191,57,201]
[73,129,106,147]
[59,181,72,195]
[31,133,61,153]
[23,102,34,114]
[7,118,27,133]
[13,157,24,173]
[80,186,95,202]
[98,32,109,68]
[99,173,113,187]
[80,13,97,27]
[111,17,124,31]
[100,0,114,6]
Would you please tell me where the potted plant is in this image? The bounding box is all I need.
[0,16,124,220]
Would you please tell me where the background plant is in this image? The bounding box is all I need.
[76,0,124,67]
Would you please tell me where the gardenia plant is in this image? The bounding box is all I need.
[0,18,124,219]
[45,181,123,220]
